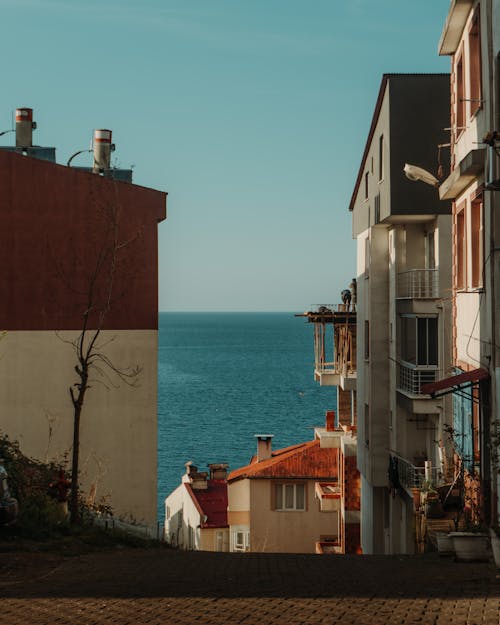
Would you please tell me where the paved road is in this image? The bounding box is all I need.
[1,548,500,624]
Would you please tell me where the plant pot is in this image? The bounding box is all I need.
[450,532,490,562]
[489,530,500,568]
[436,532,454,556]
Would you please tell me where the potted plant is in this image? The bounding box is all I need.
[448,472,490,562]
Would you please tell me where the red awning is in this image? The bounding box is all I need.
[421,368,489,396]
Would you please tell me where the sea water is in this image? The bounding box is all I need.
[157,312,337,519]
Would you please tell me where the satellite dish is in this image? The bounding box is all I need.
[403,163,439,187]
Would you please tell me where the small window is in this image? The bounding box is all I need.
[364,403,370,448]
[426,231,436,270]
[365,172,369,200]
[233,530,250,552]
[378,135,384,181]
[275,483,305,511]
[468,7,482,117]
[456,203,467,289]
[374,193,380,224]
[456,53,465,135]
[471,196,483,288]
[364,321,370,360]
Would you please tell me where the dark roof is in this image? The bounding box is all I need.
[348,73,450,212]
[228,439,339,482]
[185,480,228,529]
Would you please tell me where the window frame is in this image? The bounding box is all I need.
[274,482,306,512]
[456,201,467,290]
[470,195,484,289]
[468,6,482,118]
[400,314,439,369]
[455,48,466,138]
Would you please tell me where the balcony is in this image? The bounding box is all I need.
[309,305,356,388]
[315,482,341,512]
[397,362,438,397]
[393,454,443,491]
[396,269,438,299]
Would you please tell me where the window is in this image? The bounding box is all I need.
[456,203,466,289]
[364,320,370,360]
[471,196,483,288]
[275,483,305,511]
[401,316,438,367]
[364,236,370,276]
[426,231,435,270]
[456,53,465,134]
[364,403,370,448]
[365,172,369,200]
[468,7,482,117]
[232,530,250,552]
[378,135,384,181]
[374,193,380,224]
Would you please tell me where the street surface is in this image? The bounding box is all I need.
[1,548,500,624]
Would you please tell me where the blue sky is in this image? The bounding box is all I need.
[0,0,450,311]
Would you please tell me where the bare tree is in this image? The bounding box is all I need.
[57,191,143,524]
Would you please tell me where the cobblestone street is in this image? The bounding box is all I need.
[1,548,500,624]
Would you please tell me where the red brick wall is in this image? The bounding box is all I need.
[337,388,352,426]
[344,456,360,511]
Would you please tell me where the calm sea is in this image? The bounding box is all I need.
[157,312,336,520]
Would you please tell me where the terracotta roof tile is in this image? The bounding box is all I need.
[228,440,338,482]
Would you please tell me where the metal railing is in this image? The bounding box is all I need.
[393,454,442,490]
[396,269,438,299]
[397,362,438,396]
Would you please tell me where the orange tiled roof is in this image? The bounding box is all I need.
[227,439,338,482]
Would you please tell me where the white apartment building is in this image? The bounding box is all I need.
[349,74,453,554]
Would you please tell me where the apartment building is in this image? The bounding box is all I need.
[0,109,166,523]
[432,0,500,525]
[349,75,453,553]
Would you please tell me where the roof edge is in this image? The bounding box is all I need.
[348,73,451,212]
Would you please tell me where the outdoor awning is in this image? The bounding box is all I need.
[421,368,489,398]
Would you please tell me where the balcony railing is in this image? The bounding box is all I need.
[397,362,438,396]
[392,454,443,490]
[396,269,438,299]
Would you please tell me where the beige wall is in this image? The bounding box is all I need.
[0,330,158,524]
[227,479,339,554]
[199,527,230,552]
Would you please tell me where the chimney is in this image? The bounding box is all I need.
[15,108,36,147]
[326,410,337,432]
[93,129,113,173]
[184,461,208,490]
[254,434,274,462]
[191,471,208,490]
[208,463,229,481]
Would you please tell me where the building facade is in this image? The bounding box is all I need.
[302,302,361,553]
[165,463,229,551]
[349,75,454,553]
[0,110,166,524]
[435,0,500,527]
[227,433,341,553]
